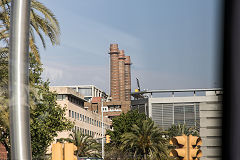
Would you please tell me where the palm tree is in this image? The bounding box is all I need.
[120,118,169,160]
[62,131,101,158]
[0,0,60,63]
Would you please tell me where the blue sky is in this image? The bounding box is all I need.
[39,0,222,94]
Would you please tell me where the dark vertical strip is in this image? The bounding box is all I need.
[222,0,240,159]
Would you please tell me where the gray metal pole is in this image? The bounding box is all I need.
[101,99,104,159]
[9,0,32,159]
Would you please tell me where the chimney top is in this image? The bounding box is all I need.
[119,50,126,59]
[109,44,119,53]
[125,56,132,65]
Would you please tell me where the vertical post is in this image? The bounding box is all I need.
[9,0,32,159]
[101,99,104,159]
[172,92,175,125]
[184,106,186,124]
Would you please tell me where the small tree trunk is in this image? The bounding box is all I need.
[143,148,147,160]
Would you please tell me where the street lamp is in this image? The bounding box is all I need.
[101,98,108,159]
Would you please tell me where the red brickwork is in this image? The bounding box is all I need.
[118,50,126,101]
[86,44,132,118]
[0,143,7,160]
[109,44,120,101]
[124,56,132,101]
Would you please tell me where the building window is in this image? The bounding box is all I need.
[94,120,96,126]
[69,110,71,117]
[78,88,92,96]
[85,116,87,122]
[80,114,82,121]
[82,115,84,122]
[87,117,89,123]
[77,113,79,120]
[75,112,76,119]
[57,94,65,100]
[72,111,74,118]
[97,121,98,127]
[90,118,91,124]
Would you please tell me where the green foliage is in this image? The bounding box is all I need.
[120,118,169,160]
[167,124,199,138]
[105,111,171,160]
[0,0,60,63]
[30,82,73,159]
[106,110,147,146]
[58,131,101,158]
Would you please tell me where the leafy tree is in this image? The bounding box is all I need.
[104,145,132,160]
[0,51,73,159]
[120,118,169,160]
[106,110,147,146]
[30,82,73,159]
[58,131,101,158]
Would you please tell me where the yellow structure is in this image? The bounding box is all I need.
[170,135,188,159]
[189,135,202,159]
[52,142,63,160]
[170,134,202,160]
[64,143,77,160]
[135,89,139,92]
[106,135,111,143]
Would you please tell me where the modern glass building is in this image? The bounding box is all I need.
[131,88,223,160]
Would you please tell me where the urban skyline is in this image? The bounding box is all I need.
[39,0,223,94]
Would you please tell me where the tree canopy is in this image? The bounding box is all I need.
[58,131,101,158]
[105,111,171,160]
[121,118,169,160]
[106,110,147,146]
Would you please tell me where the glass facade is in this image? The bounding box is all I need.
[78,88,92,96]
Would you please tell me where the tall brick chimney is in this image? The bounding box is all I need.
[118,50,126,101]
[125,56,131,101]
[109,44,120,101]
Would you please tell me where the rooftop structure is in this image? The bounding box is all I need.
[52,85,110,102]
[131,88,223,160]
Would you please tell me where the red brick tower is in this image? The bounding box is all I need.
[125,56,132,101]
[109,44,120,101]
[118,50,126,101]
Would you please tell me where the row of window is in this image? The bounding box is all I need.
[57,94,84,107]
[69,110,110,129]
[72,126,103,137]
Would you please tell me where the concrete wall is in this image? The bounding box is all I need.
[200,102,222,160]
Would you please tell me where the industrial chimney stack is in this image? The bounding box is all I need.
[109,44,132,102]
[124,56,131,101]
[109,44,120,101]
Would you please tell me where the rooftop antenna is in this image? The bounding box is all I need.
[136,78,141,92]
